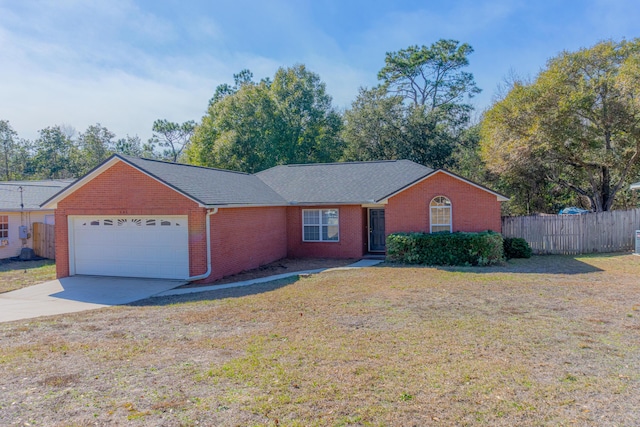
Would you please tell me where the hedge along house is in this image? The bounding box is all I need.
[42,155,508,283]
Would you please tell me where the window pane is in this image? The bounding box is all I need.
[432,225,451,233]
[432,209,440,223]
[322,209,339,225]
[303,210,320,225]
[304,225,320,241]
[323,225,339,241]
[431,196,451,207]
[433,208,450,225]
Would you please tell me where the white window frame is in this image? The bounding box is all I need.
[430,196,452,233]
[0,215,8,238]
[302,209,339,242]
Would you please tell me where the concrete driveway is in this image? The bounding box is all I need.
[0,276,186,323]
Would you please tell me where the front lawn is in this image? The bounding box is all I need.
[0,259,56,293]
[1,254,639,426]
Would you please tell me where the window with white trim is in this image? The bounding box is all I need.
[0,215,7,238]
[303,209,339,242]
[430,196,451,233]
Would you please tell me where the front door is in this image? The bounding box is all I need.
[369,209,386,252]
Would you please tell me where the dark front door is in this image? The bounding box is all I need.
[369,209,386,252]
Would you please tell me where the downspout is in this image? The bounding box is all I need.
[186,207,218,282]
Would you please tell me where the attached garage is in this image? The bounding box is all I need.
[69,216,189,279]
[43,155,287,283]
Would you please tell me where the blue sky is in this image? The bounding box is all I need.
[1,0,639,142]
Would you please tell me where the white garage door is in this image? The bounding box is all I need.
[71,216,189,279]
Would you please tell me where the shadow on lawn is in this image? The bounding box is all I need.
[0,258,54,272]
[129,254,614,307]
[128,275,301,307]
[381,254,606,275]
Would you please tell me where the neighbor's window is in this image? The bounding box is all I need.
[303,209,339,242]
[430,196,451,233]
[0,215,7,238]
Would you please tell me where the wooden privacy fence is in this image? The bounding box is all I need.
[501,208,640,255]
[33,222,55,259]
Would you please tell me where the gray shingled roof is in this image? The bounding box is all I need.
[44,156,506,208]
[0,180,74,211]
[255,160,434,204]
[119,155,286,206]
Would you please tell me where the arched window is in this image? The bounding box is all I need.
[430,196,451,232]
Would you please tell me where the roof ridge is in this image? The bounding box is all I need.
[271,160,404,168]
[118,154,253,176]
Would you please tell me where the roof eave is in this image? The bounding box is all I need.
[0,208,55,212]
[41,155,209,209]
[288,201,386,206]
[377,169,510,203]
[205,200,383,208]
[204,202,286,208]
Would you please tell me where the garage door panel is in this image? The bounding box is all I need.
[72,216,189,279]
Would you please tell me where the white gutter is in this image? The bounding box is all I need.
[186,208,218,282]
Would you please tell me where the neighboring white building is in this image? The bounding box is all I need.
[0,180,73,259]
[631,181,640,190]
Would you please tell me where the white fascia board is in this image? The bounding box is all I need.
[288,201,386,207]
[42,156,208,209]
[0,208,55,213]
[207,201,383,208]
[206,203,287,208]
[379,170,509,203]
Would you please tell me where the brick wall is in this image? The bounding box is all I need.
[54,160,502,281]
[286,205,365,258]
[55,161,207,279]
[385,171,502,235]
[208,206,287,282]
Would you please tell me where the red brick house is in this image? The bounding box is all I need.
[42,155,507,283]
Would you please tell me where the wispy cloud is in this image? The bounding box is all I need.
[1,0,639,142]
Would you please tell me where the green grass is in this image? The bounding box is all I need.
[0,259,56,293]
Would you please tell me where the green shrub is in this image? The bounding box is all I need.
[503,237,532,259]
[386,231,504,266]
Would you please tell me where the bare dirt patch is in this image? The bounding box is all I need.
[1,253,640,426]
[179,257,356,288]
[0,259,55,293]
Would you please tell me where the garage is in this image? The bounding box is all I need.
[69,216,189,279]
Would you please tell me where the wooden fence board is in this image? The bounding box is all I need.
[501,208,640,255]
[32,222,55,259]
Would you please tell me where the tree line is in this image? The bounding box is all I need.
[3,38,640,213]
[0,119,195,180]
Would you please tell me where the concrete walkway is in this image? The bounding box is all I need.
[0,259,383,323]
[157,259,383,297]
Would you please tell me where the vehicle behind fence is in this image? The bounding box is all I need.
[501,208,640,255]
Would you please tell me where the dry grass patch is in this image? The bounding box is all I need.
[1,254,640,426]
[0,259,56,293]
